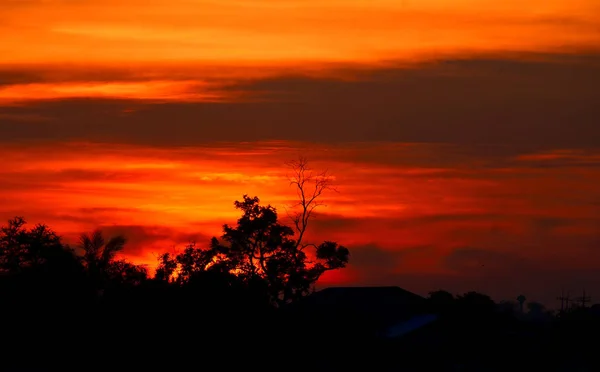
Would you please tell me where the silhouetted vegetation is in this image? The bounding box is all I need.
[155,194,348,307]
[0,159,598,371]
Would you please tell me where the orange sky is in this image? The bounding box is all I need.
[1,0,600,102]
[1,141,599,305]
[1,0,600,307]
[3,0,599,64]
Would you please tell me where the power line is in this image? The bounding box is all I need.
[574,289,591,308]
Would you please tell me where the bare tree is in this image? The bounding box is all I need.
[156,157,349,305]
[285,156,337,250]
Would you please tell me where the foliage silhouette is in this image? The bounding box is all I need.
[156,194,349,306]
[79,229,147,290]
[1,160,600,370]
[156,158,349,306]
[0,216,75,274]
[427,289,455,312]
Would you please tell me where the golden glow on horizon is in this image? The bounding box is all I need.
[1,141,599,283]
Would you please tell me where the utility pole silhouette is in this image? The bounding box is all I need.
[574,290,591,308]
[557,289,571,314]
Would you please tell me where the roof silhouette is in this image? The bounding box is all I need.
[286,286,430,340]
[306,286,426,309]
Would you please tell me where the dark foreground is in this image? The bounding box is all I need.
[1,283,598,372]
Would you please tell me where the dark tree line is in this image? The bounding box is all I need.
[2,158,598,371]
[0,158,350,370]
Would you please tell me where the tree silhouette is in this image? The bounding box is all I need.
[0,216,71,274]
[156,158,349,305]
[1,213,599,370]
[79,230,124,269]
[79,229,147,290]
[285,157,335,250]
[0,217,89,343]
[428,289,455,304]
[455,291,496,318]
[428,289,456,314]
[157,195,349,305]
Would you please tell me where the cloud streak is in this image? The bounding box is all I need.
[1,54,599,151]
[1,141,598,302]
[0,80,231,103]
[1,0,599,307]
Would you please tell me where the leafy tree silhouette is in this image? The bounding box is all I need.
[428,289,455,304]
[156,158,349,306]
[456,291,496,315]
[0,217,86,307]
[0,216,73,274]
[0,217,91,367]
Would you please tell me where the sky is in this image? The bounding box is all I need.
[1,0,600,307]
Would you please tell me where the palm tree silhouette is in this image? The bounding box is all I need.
[79,230,126,290]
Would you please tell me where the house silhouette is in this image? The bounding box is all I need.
[285,286,436,341]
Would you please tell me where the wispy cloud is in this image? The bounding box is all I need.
[0,80,236,103]
[1,141,598,279]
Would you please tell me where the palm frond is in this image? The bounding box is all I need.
[90,230,104,253]
[101,235,126,264]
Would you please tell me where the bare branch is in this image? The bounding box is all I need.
[300,242,318,250]
[285,156,335,250]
